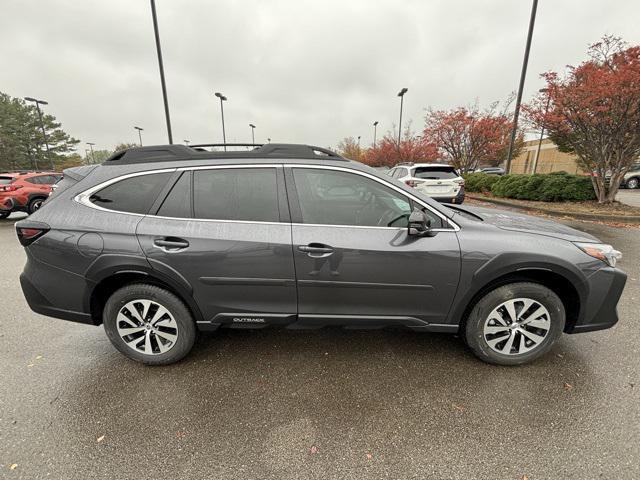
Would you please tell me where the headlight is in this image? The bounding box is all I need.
[574,242,622,267]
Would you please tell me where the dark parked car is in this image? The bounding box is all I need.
[17,144,626,366]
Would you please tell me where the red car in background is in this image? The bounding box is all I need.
[0,171,62,218]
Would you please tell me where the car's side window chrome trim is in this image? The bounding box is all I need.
[75,163,459,231]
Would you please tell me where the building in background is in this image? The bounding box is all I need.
[510,138,585,175]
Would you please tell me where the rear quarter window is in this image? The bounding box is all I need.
[0,176,15,185]
[89,172,172,214]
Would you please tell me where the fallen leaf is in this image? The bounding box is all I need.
[452,403,465,412]
[564,382,573,391]
[176,431,187,439]
[96,435,105,443]
[521,475,529,480]
[9,464,18,470]
[366,453,373,460]
[35,355,43,360]
[309,445,319,454]
[27,364,34,368]
[556,353,564,358]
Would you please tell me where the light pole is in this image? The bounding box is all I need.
[397,88,408,150]
[149,0,173,144]
[249,123,256,144]
[24,97,54,170]
[84,149,90,164]
[134,126,144,146]
[86,142,95,164]
[372,121,379,148]
[214,92,227,151]
[505,0,538,174]
[532,87,550,174]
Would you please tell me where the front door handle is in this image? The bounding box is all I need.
[154,237,190,251]
[298,243,334,257]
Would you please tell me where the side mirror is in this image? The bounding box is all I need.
[408,209,433,237]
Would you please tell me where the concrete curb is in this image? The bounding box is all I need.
[466,194,640,224]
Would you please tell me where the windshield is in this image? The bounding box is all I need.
[413,167,459,180]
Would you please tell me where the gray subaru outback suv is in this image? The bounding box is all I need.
[16,143,626,366]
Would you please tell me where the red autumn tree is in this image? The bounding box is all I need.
[423,103,521,173]
[525,35,640,203]
[361,123,439,167]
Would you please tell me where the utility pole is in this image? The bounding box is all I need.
[150,0,173,144]
[505,0,538,173]
[397,88,408,150]
[373,121,379,148]
[24,97,54,170]
[214,92,227,151]
[134,126,144,146]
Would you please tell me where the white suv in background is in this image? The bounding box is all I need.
[387,163,465,204]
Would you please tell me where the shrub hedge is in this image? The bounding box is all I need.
[463,172,595,202]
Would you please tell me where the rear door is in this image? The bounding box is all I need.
[136,165,297,327]
[285,165,461,328]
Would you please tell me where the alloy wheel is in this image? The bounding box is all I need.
[627,178,639,189]
[483,298,551,355]
[116,299,178,355]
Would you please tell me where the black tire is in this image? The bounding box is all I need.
[464,282,565,366]
[28,197,46,214]
[103,284,197,365]
[0,210,9,219]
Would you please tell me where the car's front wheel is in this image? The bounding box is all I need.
[103,284,197,365]
[626,177,639,189]
[464,282,565,365]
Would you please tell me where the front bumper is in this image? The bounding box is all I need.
[568,267,627,333]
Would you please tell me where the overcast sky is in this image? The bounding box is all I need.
[2,0,639,152]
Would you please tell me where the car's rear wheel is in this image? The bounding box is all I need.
[627,177,639,189]
[28,197,46,214]
[464,282,565,365]
[103,284,196,365]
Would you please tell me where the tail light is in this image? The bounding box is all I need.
[16,225,49,246]
[455,178,465,186]
[0,184,22,192]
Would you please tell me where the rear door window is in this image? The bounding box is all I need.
[89,172,172,214]
[193,168,280,222]
[413,167,459,180]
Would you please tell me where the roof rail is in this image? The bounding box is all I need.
[103,143,346,165]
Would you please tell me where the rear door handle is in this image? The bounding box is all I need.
[154,237,190,251]
[298,244,334,257]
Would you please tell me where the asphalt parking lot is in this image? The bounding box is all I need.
[0,212,638,480]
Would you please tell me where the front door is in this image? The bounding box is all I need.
[285,166,460,328]
[136,166,297,327]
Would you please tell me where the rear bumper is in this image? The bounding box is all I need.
[20,254,96,325]
[568,267,627,333]
[432,191,465,204]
